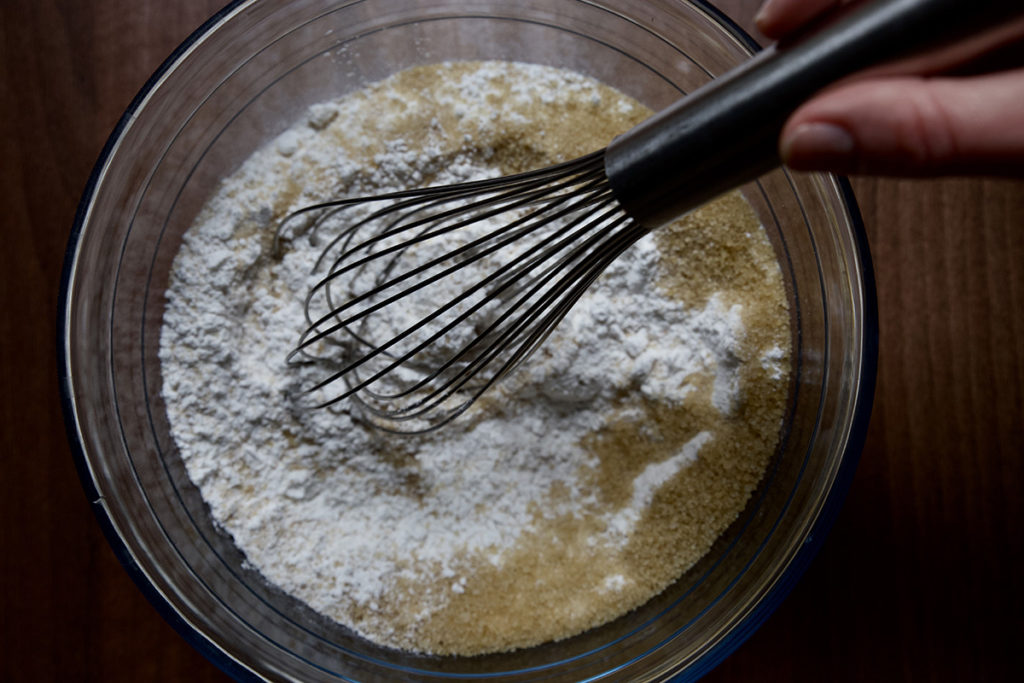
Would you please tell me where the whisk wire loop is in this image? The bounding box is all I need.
[295,168,612,356]
[313,159,609,283]
[302,189,622,402]
[345,203,633,423]
[283,149,645,432]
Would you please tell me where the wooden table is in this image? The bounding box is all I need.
[2,1,1020,680]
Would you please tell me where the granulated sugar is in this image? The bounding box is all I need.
[159,61,791,655]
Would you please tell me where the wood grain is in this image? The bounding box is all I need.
[2,1,1020,681]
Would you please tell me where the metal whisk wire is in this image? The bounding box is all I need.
[276,150,647,432]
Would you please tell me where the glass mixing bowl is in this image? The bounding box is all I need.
[59,1,876,680]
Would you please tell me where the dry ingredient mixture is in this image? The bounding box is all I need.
[159,61,791,655]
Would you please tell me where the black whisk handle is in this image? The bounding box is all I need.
[605,0,1024,228]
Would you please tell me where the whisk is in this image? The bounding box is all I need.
[277,0,1019,432]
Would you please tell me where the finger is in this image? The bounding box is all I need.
[755,0,843,41]
[779,68,1024,176]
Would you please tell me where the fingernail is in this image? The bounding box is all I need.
[754,1,774,29]
[781,122,855,168]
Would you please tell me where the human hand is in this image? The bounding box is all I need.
[756,0,1024,176]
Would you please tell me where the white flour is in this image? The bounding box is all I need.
[159,61,780,654]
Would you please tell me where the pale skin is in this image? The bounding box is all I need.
[756,0,1024,176]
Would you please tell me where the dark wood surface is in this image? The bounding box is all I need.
[2,1,1021,680]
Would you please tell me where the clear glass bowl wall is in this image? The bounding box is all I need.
[60,1,876,681]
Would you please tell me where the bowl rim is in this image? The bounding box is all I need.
[57,1,878,680]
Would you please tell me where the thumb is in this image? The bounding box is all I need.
[780,68,1024,177]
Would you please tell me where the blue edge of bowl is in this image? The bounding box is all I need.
[56,1,879,680]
